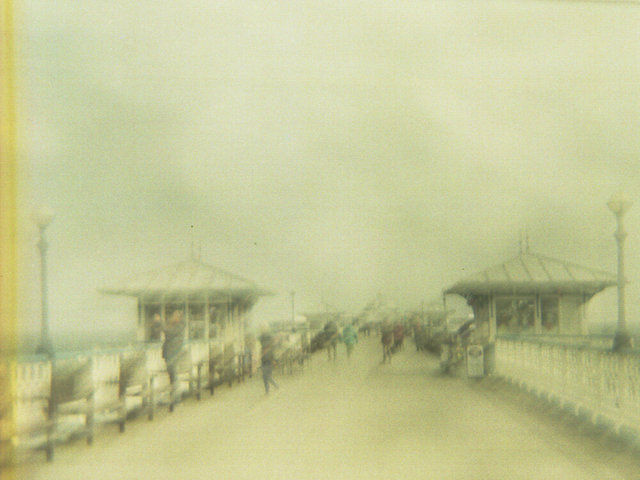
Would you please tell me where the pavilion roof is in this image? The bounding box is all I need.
[443,252,616,297]
[100,259,273,299]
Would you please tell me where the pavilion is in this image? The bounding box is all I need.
[443,250,617,343]
[100,258,273,349]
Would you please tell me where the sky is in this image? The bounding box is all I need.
[13,0,640,340]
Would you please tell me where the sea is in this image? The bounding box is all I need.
[16,329,138,355]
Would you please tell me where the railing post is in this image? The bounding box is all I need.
[209,351,216,396]
[196,362,202,401]
[46,358,56,461]
[148,374,155,421]
[86,352,96,445]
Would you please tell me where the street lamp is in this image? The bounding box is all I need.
[607,192,633,352]
[291,291,295,331]
[34,206,55,356]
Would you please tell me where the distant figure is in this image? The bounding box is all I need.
[381,321,394,363]
[259,331,279,394]
[324,321,339,362]
[149,313,163,341]
[342,323,358,358]
[310,329,327,353]
[162,310,185,411]
[358,322,371,337]
[413,323,427,352]
[392,323,405,353]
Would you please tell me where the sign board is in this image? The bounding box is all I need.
[466,345,484,378]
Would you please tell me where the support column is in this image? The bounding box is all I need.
[489,294,497,342]
[234,302,241,349]
[237,302,242,341]
[204,295,210,341]
[534,293,542,334]
[225,298,231,343]
[185,296,190,340]
[557,295,564,334]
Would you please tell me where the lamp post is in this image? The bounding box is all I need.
[607,193,632,352]
[291,291,295,331]
[34,206,55,357]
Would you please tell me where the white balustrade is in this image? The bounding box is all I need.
[16,360,50,401]
[189,341,209,365]
[15,359,51,436]
[4,337,286,456]
[496,337,640,433]
[91,351,121,408]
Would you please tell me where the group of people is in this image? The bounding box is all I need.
[156,310,283,399]
[153,310,411,400]
[322,321,359,362]
[257,321,360,395]
[154,311,415,401]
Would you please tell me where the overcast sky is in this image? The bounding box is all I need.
[14,0,640,338]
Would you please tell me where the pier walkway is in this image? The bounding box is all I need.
[12,337,640,480]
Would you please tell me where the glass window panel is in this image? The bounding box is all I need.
[496,297,535,334]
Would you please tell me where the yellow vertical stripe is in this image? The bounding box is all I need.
[1,0,18,473]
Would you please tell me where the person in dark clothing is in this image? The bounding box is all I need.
[413,322,427,352]
[381,321,394,363]
[162,310,185,410]
[259,331,279,394]
[149,313,163,341]
[324,321,339,362]
[392,323,405,352]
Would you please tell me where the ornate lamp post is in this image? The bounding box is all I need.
[34,206,55,356]
[607,193,633,352]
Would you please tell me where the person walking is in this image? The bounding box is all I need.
[324,321,339,362]
[342,323,358,359]
[392,322,405,353]
[162,310,185,411]
[259,331,279,394]
[381,320,394,364]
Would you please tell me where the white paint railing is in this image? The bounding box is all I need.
[495,337,640,435]
[15,360,51,436]
[4,338,261,462]
[6,331,338,461]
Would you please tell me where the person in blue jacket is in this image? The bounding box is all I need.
[342,323,358,358]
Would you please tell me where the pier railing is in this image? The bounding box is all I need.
[3,330,313,463]
[495,336,640,437]
[4,338,256,462]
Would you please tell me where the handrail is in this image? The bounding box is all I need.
[497,333,640,353]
